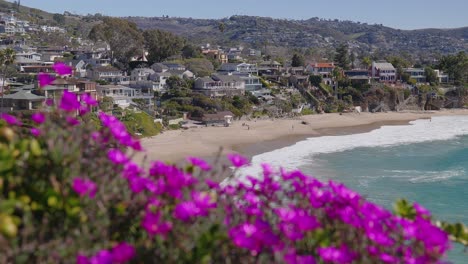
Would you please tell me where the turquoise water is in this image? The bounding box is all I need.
[246,116,468,262]
[299,136,468,263]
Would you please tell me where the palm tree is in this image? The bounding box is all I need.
[0,48,16,112]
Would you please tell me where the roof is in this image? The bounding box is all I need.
[259,60,281,66]
[309,62,335,68]
[212,74,243,82]
[373,62,395,71]
[202,111,234,121]
[3,90,45,101]
[93,66,121,72]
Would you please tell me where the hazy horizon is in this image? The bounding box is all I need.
[9,0,468,30]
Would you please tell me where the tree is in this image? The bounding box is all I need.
[425,67,438,84]
[143,29,185,63]
[0,48,15,111]
[89,18,144,67]
[218,22,226,33]
[361,56,372,69]
[438,51,468,84]
[291,53,304,67]
[181,45,202,59]
[334,43,350,70]
[185,58,214,77]
[309,75,322,87]
[53,13,65,24]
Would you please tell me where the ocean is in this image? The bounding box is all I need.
[246,115,468,263]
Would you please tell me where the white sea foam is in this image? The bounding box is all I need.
[240,116,468,178]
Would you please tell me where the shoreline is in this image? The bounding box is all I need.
[137,109,468,164]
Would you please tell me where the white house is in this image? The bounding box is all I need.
[194,74,245,97]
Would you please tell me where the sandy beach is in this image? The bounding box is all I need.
[136,109,468,163]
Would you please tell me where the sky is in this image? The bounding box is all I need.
[12,0,468,30]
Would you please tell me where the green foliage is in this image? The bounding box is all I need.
[121,111,162,137]
[89,17,144,66]
[309,75,323,87]
[394,199,468,249]
[185,58,214,77]
[52,13,65,24]
[301,108,315,115]
[425,67,438,84]
[334,43,350,70]
[181,44,202,59]
[143,29,186,63]
[438,51,467,85]
[291,53,305,67]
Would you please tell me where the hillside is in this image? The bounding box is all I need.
[127,15,468,56]
[0,0,99,38]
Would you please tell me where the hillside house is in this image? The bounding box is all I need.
[404,68,426,83]
[306,62,335,78]
[194,74,245,97]
[370,62,396,82]
[219,63,258,75]
[88,66,125,83]
[96,84,154,109]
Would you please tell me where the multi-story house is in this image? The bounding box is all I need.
[219,63,258,75]
[96,84,154,109]
[370,62,396,82]
[404,68,426,83]
[87,66,125,83]
[306,62,335,78]
[130,68,155,82]
[194,74,245,97]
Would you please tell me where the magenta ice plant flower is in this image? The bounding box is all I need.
[107,149,128,165]
[141,211,173,237]
[1,113,22,126]
[31,112,46,124]
[227,153,249,167]
[53,62,72,76]
[81,93,98,106]
[173,201,201,222]
[66,116,80,126]
[59,90,81,112]
[187,157,212,171]
[317,245,356,264]
[111,242,135,263]
[38,73,55,87]
[72,178,97,198]
[30,128,41,137]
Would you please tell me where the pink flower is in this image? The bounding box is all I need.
[414,202,431,218]
[227,153,249,167]
[111,242,135,263]
[76,254,89,264]
[173,201,201,222]
[1,113,22,126]
[30,128,41,137]
[45,98,54,106]
[205,179,220,189]
[53,62,72,76]
[59,91,81,112]
[89,250,112,264]
[107,149,128,165]
[317,245,356,263]
[31,112,46,124]
[38,73,55,87]
[141,211,173,237]
[72,178,97,198]
[187,157,212,171]
[81,93,98,106]
[66,116,80,126]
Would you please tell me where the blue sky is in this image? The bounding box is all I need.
[14,0,468,30]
